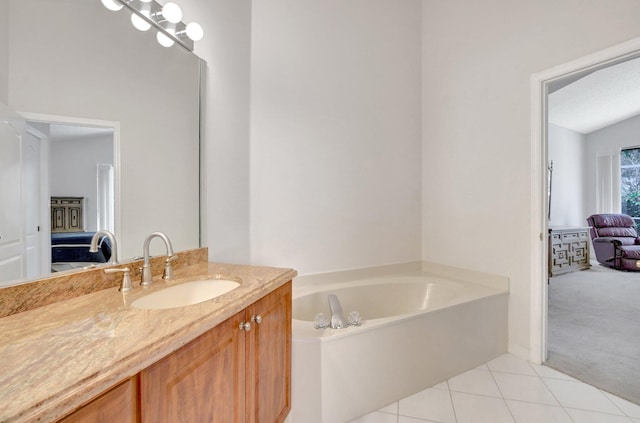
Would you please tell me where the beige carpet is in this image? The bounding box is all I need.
[546,262,640,405]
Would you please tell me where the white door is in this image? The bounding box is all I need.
[0,107,25,285]
[23,129,43,278]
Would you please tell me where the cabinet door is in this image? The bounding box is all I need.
[57,378,137,423]
[245,282,292,423]
[140,311,246,423]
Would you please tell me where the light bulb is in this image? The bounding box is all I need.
[161,2,182,24]
[185,22,203,41]
[131,12,151,31]
[101,0,123,12]
[157,29,175,48]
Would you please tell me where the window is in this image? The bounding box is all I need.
[620,147,640,224]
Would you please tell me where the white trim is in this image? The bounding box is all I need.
[530,37,640,365]
[508,342,531,362]
[17,112,122,254]
[24,124,50,276]
[530,72,547,365]
[96,164,115,232]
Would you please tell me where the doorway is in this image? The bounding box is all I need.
[21,113,117,279]
[531,38,640,397]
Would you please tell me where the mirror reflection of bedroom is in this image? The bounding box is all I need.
[24,120,114,277]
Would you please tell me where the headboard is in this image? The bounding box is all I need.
[51,197,84,233]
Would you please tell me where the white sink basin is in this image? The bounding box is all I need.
[131,278,240,310]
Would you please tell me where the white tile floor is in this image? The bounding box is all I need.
[349,353,640,423]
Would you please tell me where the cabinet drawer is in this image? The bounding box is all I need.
[561,232,579,241]
[561,231,588,242]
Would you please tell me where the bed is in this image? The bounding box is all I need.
[50,232,112,272]
[50,196,112,272]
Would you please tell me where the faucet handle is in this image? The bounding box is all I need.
[162,255,177,280]
[105,267,133,293]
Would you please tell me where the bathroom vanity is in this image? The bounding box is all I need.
[0,255,295,423]
[59,282,291,423]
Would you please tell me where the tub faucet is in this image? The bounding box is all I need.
[328,294,348,329]
[140,232,175,286]
[89,230,118,264]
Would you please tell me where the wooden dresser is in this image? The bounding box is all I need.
[51,196,84,232]
[548,227,591,277]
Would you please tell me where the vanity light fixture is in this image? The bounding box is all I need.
[101,0,123,11]
[160,2,182,24]
[131,10,152,31]
[156,28,176,48]
[180,22,204,42]
[100,0,203,51]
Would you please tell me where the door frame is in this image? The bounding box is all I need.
[24,124,50,275]
[529,37,640,364]
[18,112,121,263]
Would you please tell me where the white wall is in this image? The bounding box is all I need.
[0,1,8,104]
[49,134,113,232]
[179,0,253,264]
[98,0,640,358]
[249,0,423,275]
[585,114,640,216]
[182,1,423,274]
[548,124,587,227]
[422,0,640,357]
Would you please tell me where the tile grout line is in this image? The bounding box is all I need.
[486,363,519,423]
[445,381,459,423]
[529,366,577,423]
[353,354,640,423]
[538,374,633,420]
[597,387,636,419]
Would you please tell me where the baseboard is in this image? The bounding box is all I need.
[508,342,532,363]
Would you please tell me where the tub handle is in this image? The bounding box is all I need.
[239,322,251,332]
[251,314,263,325]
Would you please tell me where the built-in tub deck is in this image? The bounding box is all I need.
[290,262,509,423]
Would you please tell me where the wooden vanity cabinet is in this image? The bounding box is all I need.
[54,282,291,423]
[140,281,292,423]
[245,281,292,423]
[140,311,246,422]
[57,377,138,423]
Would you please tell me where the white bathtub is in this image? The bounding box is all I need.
[290,266,508,423]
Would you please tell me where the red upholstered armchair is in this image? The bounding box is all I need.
[587,214,640,271]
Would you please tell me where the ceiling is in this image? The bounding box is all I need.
[548,57,640,134]
[49,124,113,143]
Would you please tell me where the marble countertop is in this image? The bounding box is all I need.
[0,262,297,423]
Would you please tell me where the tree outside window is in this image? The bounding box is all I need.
[621,148,640,224]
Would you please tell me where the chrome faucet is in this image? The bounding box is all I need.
[328,294,348,329]
[89,230,118,264]
[140,232,175,286]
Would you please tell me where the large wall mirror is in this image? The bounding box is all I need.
[0,0,204,286]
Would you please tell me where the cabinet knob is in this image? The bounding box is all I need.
[251,314,263,325]
[239,322,251,332]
